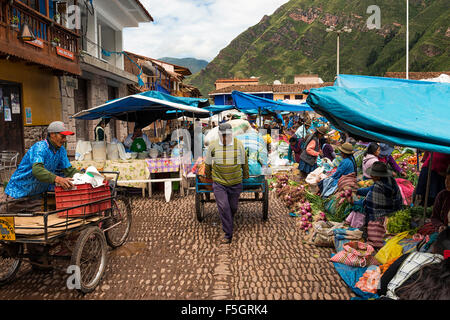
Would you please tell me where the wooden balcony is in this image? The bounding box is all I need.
[0,0,80,75]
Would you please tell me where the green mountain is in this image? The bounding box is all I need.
[158,57,209,75]
[187,0,450,96]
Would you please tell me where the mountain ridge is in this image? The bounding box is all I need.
[157,57,209,75]
[187,0,450,96]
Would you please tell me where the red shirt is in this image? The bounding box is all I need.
[422,152,450,174]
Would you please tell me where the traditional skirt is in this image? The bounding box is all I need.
[367,217,387,249]
[298,160,317,174]
[415,166,445,205]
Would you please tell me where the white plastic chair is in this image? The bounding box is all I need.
[0,151,19,183]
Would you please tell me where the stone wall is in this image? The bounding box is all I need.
[60,74,131,157]
[23,125,47,152]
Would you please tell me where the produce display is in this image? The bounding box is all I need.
[358,179,374,188]
[386,209,412,234]
[268,145,430,242]
[392,148,420,185]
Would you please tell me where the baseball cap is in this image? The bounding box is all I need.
[218,122,232,134]
[47,121,74,136]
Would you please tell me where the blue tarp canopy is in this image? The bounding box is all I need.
[71,90,210,127]
[306,74,450,153]
[231,90,313,114]
[166,104,236,118]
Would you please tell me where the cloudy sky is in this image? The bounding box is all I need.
[123,0,290,61]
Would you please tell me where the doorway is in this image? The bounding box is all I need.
[74,78,89,141]
[0,82,24,158]
[107,85,118,139]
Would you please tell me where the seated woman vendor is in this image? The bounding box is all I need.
[431,165,450,233]
[353,161,403,248]
[378,143,406,177]
[287,137,302,164]
[3,121,79,212]
[362,142,380,180]
[124,126,152,152]
[318,142,357,197]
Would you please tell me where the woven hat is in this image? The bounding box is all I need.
[338,142,354,155]
[379,143,394,157]
[367,161,392,177]
[316,125,328,135]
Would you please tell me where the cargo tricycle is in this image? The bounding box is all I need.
[0,171,132,293]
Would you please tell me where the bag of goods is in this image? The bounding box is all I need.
[91,141,107,161]
[305,220,344,247]
[333,228,364,253]
[236,132,268,165]
[330,241,379,267]
[306,167,327,186]
[374,231,409,264]
[106,142,119,160]
[204,119,254,146]
[395,178,415,206]
[75,140,92,161]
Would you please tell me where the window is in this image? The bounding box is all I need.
[284,95,290,100]
[295,94,303,100]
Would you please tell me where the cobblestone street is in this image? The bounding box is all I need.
[0,192,353,300]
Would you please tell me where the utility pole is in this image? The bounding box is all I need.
[326,26,352,76]
[406,0,409,79]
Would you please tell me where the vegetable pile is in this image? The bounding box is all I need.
[270,173,327,232]
[386,209,412,234]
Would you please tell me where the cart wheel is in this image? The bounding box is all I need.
[262,180,269,221]
[0,243,23,286]
[71,226,107,294]
[195,192,205,222]
[104,198,132,248]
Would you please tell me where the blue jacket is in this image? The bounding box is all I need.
[5,140,71,199]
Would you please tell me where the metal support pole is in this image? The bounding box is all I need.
[423,151,433,222]
[406,0,409,79]
[337,33,340,76]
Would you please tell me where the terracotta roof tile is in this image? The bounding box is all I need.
[384,71,450,80]
[209,82,333,95]
[215,78,260,83]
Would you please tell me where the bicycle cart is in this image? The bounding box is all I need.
[194,175,269,222]
[0,171,132,293]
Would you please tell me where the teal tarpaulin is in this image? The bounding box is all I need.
[306,75,450,154]
[72,90,210,121]
[231,90,313,114]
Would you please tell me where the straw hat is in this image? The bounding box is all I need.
[316,125,328,135]
[338,142,354,155]
[367,161,392,177]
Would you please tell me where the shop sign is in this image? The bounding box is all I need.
[25,107,32,124]
[25,38,44,49]
[56,46,74,61]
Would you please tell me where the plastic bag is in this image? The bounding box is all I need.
[306,221,344,247]
[305,167,327,186]
[75,140,92,161]
[374,231,409,265]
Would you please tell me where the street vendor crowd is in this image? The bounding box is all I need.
[258,112,450,300]
[1,110,449,300]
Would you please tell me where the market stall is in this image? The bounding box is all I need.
[71,90,210,201]
[296,74,450,299]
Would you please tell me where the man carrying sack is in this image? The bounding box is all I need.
[205,123,249,244]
